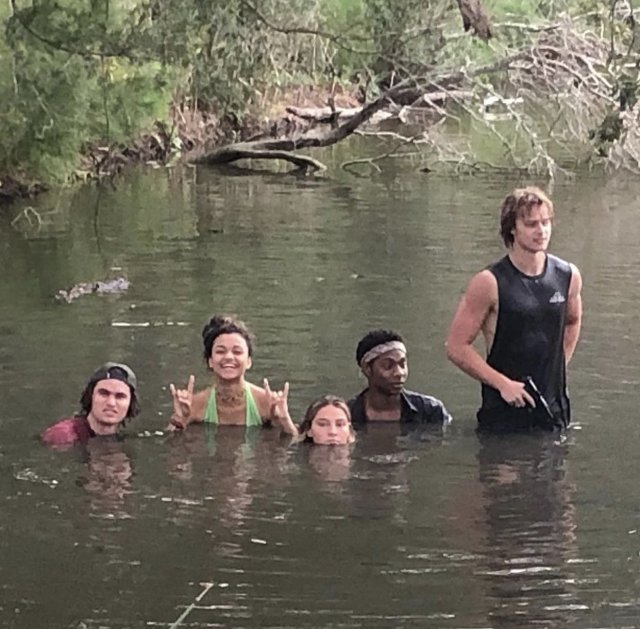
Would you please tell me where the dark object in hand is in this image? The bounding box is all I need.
[524,376,559,428]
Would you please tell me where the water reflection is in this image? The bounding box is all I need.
[164,426,291,529]
[475,434,583,626]
[305,444,353,485]
[4,168,640,627]
[80,439,134,518]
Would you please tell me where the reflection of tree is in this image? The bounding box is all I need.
[81,439,134,518]
[475,434,579,627]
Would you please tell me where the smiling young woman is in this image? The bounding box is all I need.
[168,314,292,432]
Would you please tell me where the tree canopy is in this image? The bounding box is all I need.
[1,0,639,191]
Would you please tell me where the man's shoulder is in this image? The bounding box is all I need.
[466,267,499,304]
[401,390,452,424]
[41,416,91,445]
[347,390,367,423]
[486,255,511,275]
[547,253,573,272]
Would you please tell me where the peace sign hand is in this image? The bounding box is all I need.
[168,375,195,429]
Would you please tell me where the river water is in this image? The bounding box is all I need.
[1,156,639,628]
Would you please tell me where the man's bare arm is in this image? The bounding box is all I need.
[445,270,534,407]
[564,264,583,365]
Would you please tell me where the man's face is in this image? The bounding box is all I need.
[365,349,408,395]
[512,203,553,253]
[89,379,131,429]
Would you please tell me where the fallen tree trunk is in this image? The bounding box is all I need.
[286,90,474,123]
[285,106,394,124]
[193,54,528,173]
[197,146,327,171]
[194,88,399,171]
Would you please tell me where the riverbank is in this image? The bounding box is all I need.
[0,84,362,207]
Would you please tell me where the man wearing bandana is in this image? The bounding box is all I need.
[41,362,140,446]
[348,329,452,426]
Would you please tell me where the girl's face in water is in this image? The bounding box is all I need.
[208,333,252,381]
[306,404,354,445]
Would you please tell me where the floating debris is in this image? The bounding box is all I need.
[111,321,189,328]
[137,430,166,438]
[55,277,130,304]
[14,467,58,488]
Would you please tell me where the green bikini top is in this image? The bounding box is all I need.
[203,383,263,427]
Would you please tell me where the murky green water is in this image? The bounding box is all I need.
[1,155,640,628]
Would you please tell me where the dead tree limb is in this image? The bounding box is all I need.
[194,88,402,171]
[193,52,531,173]
[196,146,327,171]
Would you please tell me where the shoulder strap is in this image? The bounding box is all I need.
[203,388,218,424]
[244,383,263,427]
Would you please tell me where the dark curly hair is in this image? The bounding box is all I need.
[355,328,405,366]
[202,314,254,363]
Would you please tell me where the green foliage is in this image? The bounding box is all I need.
[0,0,635,184]
[0,0,179,182]
[361,0,449,78]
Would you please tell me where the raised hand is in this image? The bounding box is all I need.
[264,379,297,436]
[169,375,195,429]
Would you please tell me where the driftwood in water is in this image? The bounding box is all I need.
[193,90,400,172]
[192,60,520,173]
[192,83,463,172]
[55,277,131,304]
[195,144,328,171]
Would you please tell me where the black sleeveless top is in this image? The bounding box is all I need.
[477,254,573,432]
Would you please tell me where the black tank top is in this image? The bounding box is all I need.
[478,254,573,432]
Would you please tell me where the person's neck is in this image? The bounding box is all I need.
[365,387,402,412]
[214,377,245,402]
[508,248,546,277]
[86,412,119,436]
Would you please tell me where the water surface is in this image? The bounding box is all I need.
[1,157,639,628]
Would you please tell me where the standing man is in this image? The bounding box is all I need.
[41,362,139,446]
[348,328,451,426]
[446,186,582,432]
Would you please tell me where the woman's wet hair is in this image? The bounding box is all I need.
[202,314,255,363]
[499,186,554,247]
[298,395,352,442]
[355,329,404,366]
[79,372,140,421]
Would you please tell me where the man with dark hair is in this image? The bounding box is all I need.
[348,329,451,426]
[41,362,139,446]
[446,186,583,432]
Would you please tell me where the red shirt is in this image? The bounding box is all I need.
[41,416,96,446]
